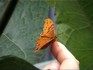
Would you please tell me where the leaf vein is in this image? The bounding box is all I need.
[2,33,27,59]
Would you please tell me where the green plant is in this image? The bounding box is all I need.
[0,0,93,70]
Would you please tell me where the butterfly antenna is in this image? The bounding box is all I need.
[34,50,38,53]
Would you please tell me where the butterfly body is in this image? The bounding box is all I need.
[35,18,57,52]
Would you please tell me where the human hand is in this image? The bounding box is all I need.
[43,41,79,70]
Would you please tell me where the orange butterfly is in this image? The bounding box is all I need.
[34,18,57,52]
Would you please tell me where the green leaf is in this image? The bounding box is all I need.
[0,55,39,70]
[49,0,93,69]
[0,0,49,64]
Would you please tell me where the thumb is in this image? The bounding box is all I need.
[51,41,79,70]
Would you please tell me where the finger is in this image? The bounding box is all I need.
[60,58,79,70]
[42,61,60,70]
[51,41,78,64]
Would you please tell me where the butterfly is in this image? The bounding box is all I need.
[34,18,57,52]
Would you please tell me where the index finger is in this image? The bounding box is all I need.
[51,41,77,64]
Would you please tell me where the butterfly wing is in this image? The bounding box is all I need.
[35,36,54,52]
[41,18,56,38]
[43,18,53,34]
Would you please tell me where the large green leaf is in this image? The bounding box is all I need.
[0,55,39,70]
[0,0,49,64]
[49,0,93,69]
